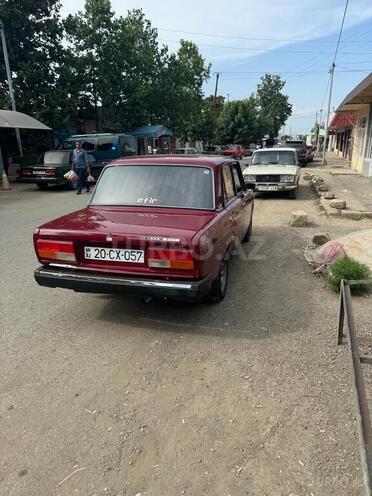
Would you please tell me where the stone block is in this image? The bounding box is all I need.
[324,192,335,200]
[290,210,308,227]
[329,199,346,210]
[325,207,341,217]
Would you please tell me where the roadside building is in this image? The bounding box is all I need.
[329,110,357,161]
[126,125,173,155]
[330,73,372,176]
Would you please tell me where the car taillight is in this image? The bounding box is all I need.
[147,248,195,270]
[36,239,76,262]
[22,168,32,176]
[45,169,56,176]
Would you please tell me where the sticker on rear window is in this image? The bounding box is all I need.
[204,170,210,174]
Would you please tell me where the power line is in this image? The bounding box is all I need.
[157,27,372,44]
[333,0,349,63]
[159,38,372,55]
[322,0,349,165]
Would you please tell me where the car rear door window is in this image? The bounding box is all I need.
[232,163,245,193]
[222,164,236,203]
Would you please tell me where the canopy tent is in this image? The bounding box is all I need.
[126,124,173,139]
[0,109,51,130]
[0,110,51,186]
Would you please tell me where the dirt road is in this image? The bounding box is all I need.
[0,171,369,495]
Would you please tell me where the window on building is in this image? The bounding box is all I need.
[357,117,367,156]
[366,118,372,159]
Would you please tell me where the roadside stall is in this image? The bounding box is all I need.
[0,109,51,189]
[126,125,173,155]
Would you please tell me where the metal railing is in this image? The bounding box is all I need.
[338,279,372,496]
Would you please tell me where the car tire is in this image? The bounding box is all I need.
[37,182,48,190]
[209,258,229,303]
[242,219,253,242]
[288,188,297,199]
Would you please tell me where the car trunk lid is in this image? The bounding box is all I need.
[37,206,216,278]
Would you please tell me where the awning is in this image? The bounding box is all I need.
[329,111,358,129]
[337,73,372,109]
[0,109,51,130]
[126,124,173,139]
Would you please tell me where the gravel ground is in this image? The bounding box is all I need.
[0,168,370,496]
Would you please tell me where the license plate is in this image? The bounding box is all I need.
[84,247,144,263]
[257,185,277,191]
[33,170,46,175]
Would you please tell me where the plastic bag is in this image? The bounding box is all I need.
[304,240,346,273]
[87,174,95,183]
[64,170,78,182]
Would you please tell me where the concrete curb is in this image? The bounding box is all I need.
[305,173,372,220]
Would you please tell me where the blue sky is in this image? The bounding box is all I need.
[62,0,372,136]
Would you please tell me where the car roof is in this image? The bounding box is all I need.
[110,155,232,168]
[254,147,297,153]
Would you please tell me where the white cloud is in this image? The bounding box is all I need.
[62,0,372,63]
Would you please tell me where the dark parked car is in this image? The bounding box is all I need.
[20,150,99,190]
[306,145,314,163]
[33,156,254,302]
[284,140,308,166]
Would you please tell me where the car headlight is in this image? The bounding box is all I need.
[280,175,295,183]
[244,175,256,182]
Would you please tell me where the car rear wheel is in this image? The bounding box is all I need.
[37,182,48,190]
[209,259,229,303]
[242,219,253,242]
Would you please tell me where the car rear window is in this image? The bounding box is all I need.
[285,142,304,149]
[91,164,215,210]
[42,152,69,165]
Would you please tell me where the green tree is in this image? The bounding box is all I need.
[216,97,259,144]
[256,74,292,137]
[155,40,211,138]
[0,0,65,127]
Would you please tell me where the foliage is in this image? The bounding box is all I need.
[256,74,292,137]
[64,4,210,134]
[0,0,65,127]
[328,256,371,295]
[216,97,260,144]
[0,0,290,143]
[214,74,292,145]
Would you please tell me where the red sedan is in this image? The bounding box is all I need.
[33,156,254,302]
[222,144,246,160]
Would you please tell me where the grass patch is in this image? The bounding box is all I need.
[328,256,371,294]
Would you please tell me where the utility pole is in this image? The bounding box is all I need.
[322,63,335,165]
[0,19,22,157]
[226,93,230,103]
[213,72,220,107]
[316,109,323,153]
